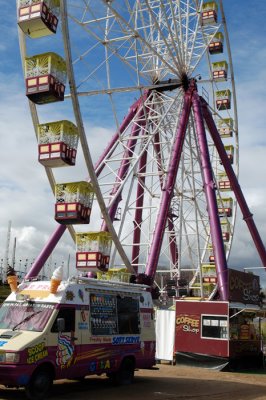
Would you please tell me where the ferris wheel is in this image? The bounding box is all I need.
[17,0,241,301]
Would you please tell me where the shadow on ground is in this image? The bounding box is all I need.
[1,366,266,400]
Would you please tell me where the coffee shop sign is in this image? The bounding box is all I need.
[229,269,260,304]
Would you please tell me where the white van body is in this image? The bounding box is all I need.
[0,277,155,399]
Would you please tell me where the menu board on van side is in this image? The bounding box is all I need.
[90,294,118,335]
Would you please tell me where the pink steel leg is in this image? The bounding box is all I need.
[25,224,67,279]
[192,91,228,301]
[144,84,194,284]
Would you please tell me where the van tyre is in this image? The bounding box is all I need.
[110,358,135,385]
[25,367,53,400]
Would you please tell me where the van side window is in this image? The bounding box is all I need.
[51,308,75,332]
[117,296,140,334]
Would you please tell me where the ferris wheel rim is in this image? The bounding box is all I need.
[18,0,239,300]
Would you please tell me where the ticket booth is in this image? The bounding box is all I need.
[38,120,79,167]
[25,52,66,104]
[55,181,94,224]
[17,0,60,38]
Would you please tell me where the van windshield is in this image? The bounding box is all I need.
[0,301,55,332]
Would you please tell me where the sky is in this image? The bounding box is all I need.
[0,1,266,284]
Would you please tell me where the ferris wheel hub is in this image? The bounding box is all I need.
[155,78,181,93]
[154,74,196,94]
[181,73,190,92]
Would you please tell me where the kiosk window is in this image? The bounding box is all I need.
[201,315,228,339]
[51,308,75,332]
[117,296,140,334]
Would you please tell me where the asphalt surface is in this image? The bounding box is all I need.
[1,364,266,400]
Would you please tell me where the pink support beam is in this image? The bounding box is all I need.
[192,91,228,301]
[25,224,67,279]
[144,84,194,282]
[201,97,266,269]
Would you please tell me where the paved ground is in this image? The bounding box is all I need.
[1,364,266,400]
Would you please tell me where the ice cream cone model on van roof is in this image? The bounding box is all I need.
[6,265,18,293]
[50,266,63,294]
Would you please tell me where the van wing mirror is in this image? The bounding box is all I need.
[57,318,65,332]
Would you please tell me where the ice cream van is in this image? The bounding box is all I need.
[0,274,155,399]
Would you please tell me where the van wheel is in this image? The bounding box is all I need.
[110,358,135,385]
[25,367,53,400]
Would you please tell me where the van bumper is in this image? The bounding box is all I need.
[0,364,31,386]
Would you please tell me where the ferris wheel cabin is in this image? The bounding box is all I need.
[217,197,233,217]
[76,232,112,273]
[216,89,231,110]
[24,52,66,104]
[219,145,234,164]
[201,1,218,25]
[202,264,217,285]
[218,118,233,138]
[220,220,231,242]
[218,172,232,191]
[208,244,219,263]
[55,182,94,225]
[17,0,59,38]
[212,61,228,81]
[38,120,79,167]
[208,32,224,54]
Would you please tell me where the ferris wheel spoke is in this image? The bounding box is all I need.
[104,2,180,78]
[142,0,182,74]
[67,10,150,87]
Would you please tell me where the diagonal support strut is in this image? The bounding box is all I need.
[201,96,266,270]
[192,91,228,301]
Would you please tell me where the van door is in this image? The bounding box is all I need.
[49,306,81,378]
[74,305,90,378]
